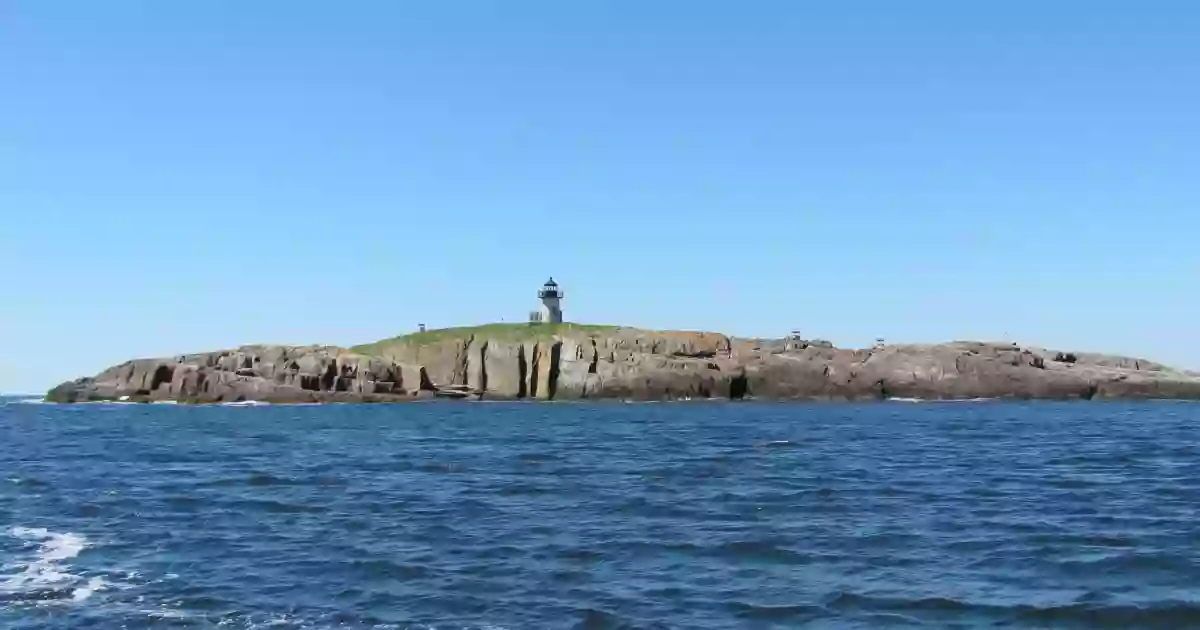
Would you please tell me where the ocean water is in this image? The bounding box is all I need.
[2,398,1199,629]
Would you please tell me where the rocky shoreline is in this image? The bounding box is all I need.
[46,325,1200,403]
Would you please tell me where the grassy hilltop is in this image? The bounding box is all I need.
[350,322,621,356]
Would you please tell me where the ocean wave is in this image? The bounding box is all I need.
[72,576,107,602]
[824,591,1200,626]
[231,499,330,514]
[5,401,1200,629]
[1,526,102,604]
[0,395,50,406]
[726,600,824,621]
[348,558,431,580]
[221,400,271,407]
[887,397,998,403]
[135,607,507,630]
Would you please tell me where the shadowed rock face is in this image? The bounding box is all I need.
[45,329,1200,403]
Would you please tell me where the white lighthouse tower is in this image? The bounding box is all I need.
[531,277,564,324]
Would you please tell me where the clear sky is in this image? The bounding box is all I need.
[2,1,1198,393]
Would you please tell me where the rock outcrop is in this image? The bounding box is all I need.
[368,328,736,401]
[45,326,1200,403]
[46,345,433,404]
[738,341,1200,400]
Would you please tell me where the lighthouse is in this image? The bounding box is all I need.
[530,277,564,324]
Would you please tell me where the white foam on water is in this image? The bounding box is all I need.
[220,400,270,407]
[0,526,110,606]
[888,396,997,403]
[6,396,46,405]
[144,607,192,619]
[2,527,88,596]
[72,576,107,601]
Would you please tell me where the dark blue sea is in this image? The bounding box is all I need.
[2,398,1199,629]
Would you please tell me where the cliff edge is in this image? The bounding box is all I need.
[46,324,1200,403]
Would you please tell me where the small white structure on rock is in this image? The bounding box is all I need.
[529,277,564,324]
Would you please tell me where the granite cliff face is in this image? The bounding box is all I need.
[365,327,740,401]
[46,325,1200,403]
[46,345,432,404]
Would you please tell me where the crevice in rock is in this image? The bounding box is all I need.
[588,340,599,374]
[548,342,562,400]
[150,365,174,391]
[729,372,748,399]
[417,367,435,391]
[529,343,540,399]
[456,336,474,385]
[672,350,716,359]
[478,340,489,398]
[517,345,528,399]
[320,362,337,391]
[1083,382,1099,400]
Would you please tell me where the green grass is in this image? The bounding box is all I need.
[351,322,621,354]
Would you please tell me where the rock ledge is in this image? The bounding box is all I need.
[46,326,1200,403]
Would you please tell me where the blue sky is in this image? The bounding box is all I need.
[2,1,1198,393]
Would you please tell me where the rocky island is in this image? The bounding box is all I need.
[43,278,1200,403]
[45,323,1200,403]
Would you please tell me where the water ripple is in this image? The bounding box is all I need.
[1,400,1199,629]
